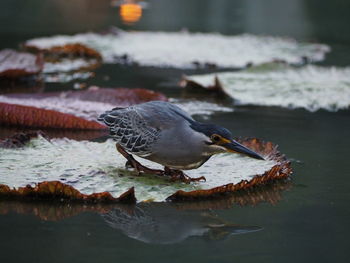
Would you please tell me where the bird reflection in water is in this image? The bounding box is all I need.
[102,203,262,244]
[0,181,291,244]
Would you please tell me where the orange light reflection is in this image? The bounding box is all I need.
[120,3,142,25]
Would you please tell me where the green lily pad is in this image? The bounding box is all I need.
[185,63,350,111]
[0,136,279,202]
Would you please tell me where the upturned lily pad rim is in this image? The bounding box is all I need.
[0,87,167,130]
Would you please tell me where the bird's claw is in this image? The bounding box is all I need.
[117,144,206,183]
[165,169,206,184]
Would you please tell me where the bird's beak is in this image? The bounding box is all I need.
[223,140,265,160]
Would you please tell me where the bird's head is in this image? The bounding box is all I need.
[191,123,265,160]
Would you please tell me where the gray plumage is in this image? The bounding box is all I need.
[98,101,218,169]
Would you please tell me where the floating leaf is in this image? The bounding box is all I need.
[0,133,292,202]
[0,88,233,129]
[42,58,100,83]
[169,98,233,116]
[184,63,350,111]
[0,49,43,78]
[0,87,167,129]
[0,102,106,130]
[43,58,99,73]
[25,43,102,60]
[0,181,135,203]
[25,31,329,68]
[171,180,293,210]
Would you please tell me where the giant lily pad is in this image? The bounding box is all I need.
[0,88,233,129]
[25,30,329,69]
[183,63,350,112]
[0,132,292,202]
[42,58,100,83]
[25,43,102,60]
[0,87,167,129]
[24,42,103,83]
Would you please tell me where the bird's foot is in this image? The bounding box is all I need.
[124,156,164,176]
[164,167,206,184]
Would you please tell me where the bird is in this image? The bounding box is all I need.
[98,101,264,183]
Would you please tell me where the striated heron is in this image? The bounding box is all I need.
[98,101,264,183]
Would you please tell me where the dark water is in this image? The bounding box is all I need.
[1,0,350,262]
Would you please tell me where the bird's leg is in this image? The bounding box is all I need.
[124,160,133,169]
[116,144,164,176]
[164,167,206,183]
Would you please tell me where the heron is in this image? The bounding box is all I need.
[98,101,264,183]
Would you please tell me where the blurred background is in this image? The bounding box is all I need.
[1,0,350,41]
[1,0,350,56]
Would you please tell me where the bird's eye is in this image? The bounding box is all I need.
[211,134,221,142]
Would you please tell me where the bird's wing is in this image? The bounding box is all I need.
[99,101,195,156]
[98,106,161,156]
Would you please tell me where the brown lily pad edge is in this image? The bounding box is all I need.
[0,87,167,130]
[24,43,102,61]
[0,132,293,204]
[0,49,44,79]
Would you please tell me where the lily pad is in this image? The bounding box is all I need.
[25,43,102,60]
[0,102,105,130]
[0,133,292,202]
[0,181,135,203]
[42,58,100,83]
[0,88,233,129]
[0,49,43,79]
[0,87,167,129]
[184,63,350,112]
[25,31,329,69]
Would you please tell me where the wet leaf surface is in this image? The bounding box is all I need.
[0,49,43,79]
[184,63,350,111]
[167,138,292,201]
[25,31,329,68]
